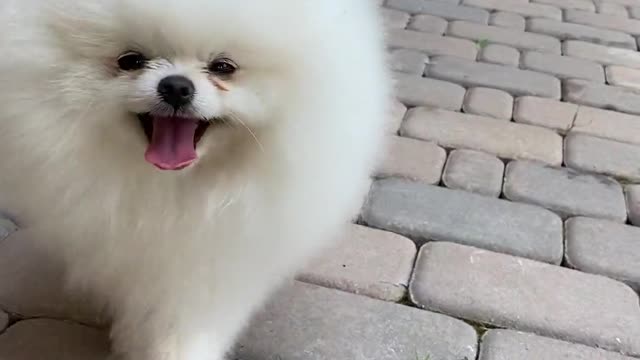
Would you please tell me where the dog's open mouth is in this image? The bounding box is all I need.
[138,113,210,171]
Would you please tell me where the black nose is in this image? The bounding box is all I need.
[157,75,195,108]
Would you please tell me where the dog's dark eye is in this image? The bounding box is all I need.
[117,52,147,71]
[208,59,237,75]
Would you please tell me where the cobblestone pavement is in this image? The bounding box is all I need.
[3,0,640,359]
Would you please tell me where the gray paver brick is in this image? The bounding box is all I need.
[442,149,505,197]
[387,29,479,59]
[394,72,466,109]
[566,217,640,291]
[527,18,637,50]
[427,56,561,98]
[447,20,562,53]
[463,87,513,120]
[503,160,627,222]
[597,2,629,17]
[297,224,416,301]
[521,51,605,82]
[478,44,520,66]
[233,281,478,360]
[0,217,17,242]
[565,9,640,36]
[407,14,448,34]
[386,0,490,23]
[513,96,578,133]
[565,133,640,182]
[480,329,638,360]
[381,8,411,29]
[362,178,563,263]
[463,0,562,19]
[410,242,640,356]
[571,105,640,145]
[591,0,640,6]
[0,320,110,360]
[389,48,429,75]
[375,135,446,184]
[606,65,640,90]
[563,79,640,115]
[625,185,640,226]
[489,11,525,30]
[533,0,595,11]
[563,40,640,68]
[401,107,563,165]
[0,230,103,325]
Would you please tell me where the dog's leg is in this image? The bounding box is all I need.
[108,284,269,360]
[109,312,229,360]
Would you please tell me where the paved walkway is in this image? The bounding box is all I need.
[3,0,640,358]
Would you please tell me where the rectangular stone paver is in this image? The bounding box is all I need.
[533,0,595,11]
[401,107,563,165]
[233,281,479,360]
[521,51,605,82]
[0,320,110,360]
[388,29,478,59]
[565,9,640,36]
[427,56,561,99]
[387,0,490,23]
[565,217,640,291]
[442,149,505,197]
[480,329,638,360]
[407,14,448,34]
[571,106,640,145]
[563,40,640,69]
[479,44,520,66]
[382,8,411,29]
[297,224,416,302]
[503,160,627,222]
[462,87,513,120]
[489,11,525,30]
[603,0,640,6]
[375,136,446,184]
[513,96,578,133]
[527,18,637,50]
[597,2,628,17]
[447,21,561,53]
[626,185,640,226]
[565,132,640,182]
[0,216,17,242]
[563,79,640,115]
[463,0,562,19]
[0,230,103,325]
[389,48,429,75]
[410,242,640,356]
[606,65,640,90]
[362,178,563,263]
[394,73,465,109]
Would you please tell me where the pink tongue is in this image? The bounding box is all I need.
[144,116,199,170]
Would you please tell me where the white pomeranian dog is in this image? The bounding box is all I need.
[0,0,389,359]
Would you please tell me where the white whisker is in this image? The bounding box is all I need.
[228,112,264,153]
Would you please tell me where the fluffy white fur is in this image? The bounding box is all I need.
[0,0,390,359]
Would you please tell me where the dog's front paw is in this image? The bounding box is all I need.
[111,333,221,360]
